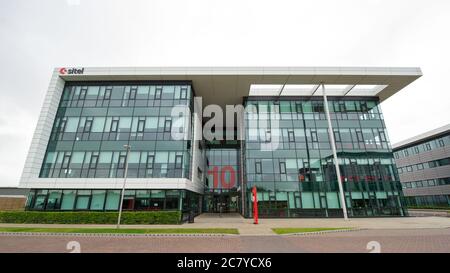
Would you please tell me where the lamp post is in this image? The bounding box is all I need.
[117,144,131,229]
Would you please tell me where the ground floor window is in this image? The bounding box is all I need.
[405,195,450,207]
[60,190,76,210]
[244,186,406,218]
[25,189,196,212]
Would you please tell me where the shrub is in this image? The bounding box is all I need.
[0,211,181,225]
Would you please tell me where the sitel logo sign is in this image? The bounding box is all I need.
[59,67,84,75]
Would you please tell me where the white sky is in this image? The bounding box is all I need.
[0,0,449,187]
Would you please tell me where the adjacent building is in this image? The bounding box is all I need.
[0,187,29,210]
[393,124,450,207]
[20,67,422,217]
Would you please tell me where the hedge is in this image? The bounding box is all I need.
[0,211,182,225]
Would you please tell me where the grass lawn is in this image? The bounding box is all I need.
[0,227,239,235]
[272,227,353,235]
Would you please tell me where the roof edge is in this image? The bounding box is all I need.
[392,124,450,150]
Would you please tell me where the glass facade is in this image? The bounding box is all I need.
[26,189,201,214]
[26,80,407,217]
[27,81,202,213]
[203,143,241,213]
[243,97,406,217]
[39,82,193,180]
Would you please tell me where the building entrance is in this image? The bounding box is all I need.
[203,141,242,214]
[203,191,240,213]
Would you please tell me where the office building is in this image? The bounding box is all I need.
[20,67,422,217]
[393,124,450,207]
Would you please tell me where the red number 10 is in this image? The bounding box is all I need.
[208,166,236,189]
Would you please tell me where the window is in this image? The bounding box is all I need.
[311,130,318,142]
[84,118,93,133]
[414,146,420,154]
[439,139,445,147]
[404,149,409,157]
[46,190,62,210]
[75,194,90,210]
[90,190,106,210]
[438,157,450,166]
[137,119,145,133]
[60,190,76,210]
[164,119,172,132]
[110,119,119,132]
[312,102,324,112]
[338,101,346,112]
[65,118,79,133]
[33,192,47,210]
[59,118,67,133]
[417,163,424,170]
[146,155,154,169]
[333,130,341,142]
[129,87,137,100]
[105,190,120,210]
[295,102,302,113]
[265,130,271,142]
[356,130,364,142]
[79,87,87,100]
[288,130,295,142]
[155,87,162,99]
[406,166,413,172]
[360,102,368,112]
[425,143,432,151]
[175,155,183,169]
[379,130,387,142]
[90,154,98,169]
[180,87,187,99]
[394,152,399,159]
[279,162,286,174]
[118,155,127,169]
[255,161,262,174]
[92,117,105,132]
[62,154,71,169]
[104,88,112,100]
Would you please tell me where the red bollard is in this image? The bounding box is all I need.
[252,186,258,224]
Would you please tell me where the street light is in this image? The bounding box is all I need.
[117,144,131,229]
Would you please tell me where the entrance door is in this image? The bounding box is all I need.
[214,195,229,213]
[204,193,240,213]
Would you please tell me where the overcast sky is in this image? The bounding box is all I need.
[1,0,449,187]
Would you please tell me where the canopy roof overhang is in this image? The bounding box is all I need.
[59,66,422,107]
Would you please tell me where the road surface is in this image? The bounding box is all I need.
[0,228,448,253]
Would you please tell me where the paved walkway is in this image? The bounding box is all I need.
[408,209,449,217]
[1,213,449,235]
